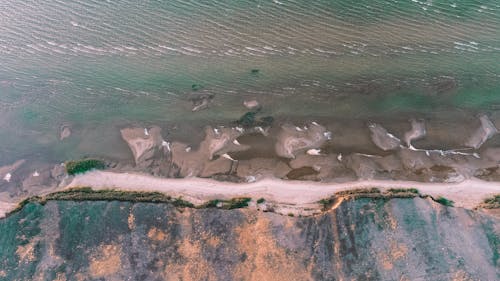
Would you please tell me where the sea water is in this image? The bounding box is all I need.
[0,0,499,165]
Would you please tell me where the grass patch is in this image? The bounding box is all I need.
[434,196,454,207]
[65,159,105,175]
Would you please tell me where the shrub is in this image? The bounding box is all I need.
[226,198,251,209]
[318,198,334,210]
[65,159,105,175]
[387,188,419,194]
[479,194,500,209]
[256,198,265,204]
[201,197,251,210]
[434,196,454,207]
[336,188,381,196]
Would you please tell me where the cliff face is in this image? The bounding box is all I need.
[0,198,498,281]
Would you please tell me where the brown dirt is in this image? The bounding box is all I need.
[89,244,122,278]
[234,214,313,281]
[147,227,167,241]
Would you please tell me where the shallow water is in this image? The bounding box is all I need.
[0,0,499,165]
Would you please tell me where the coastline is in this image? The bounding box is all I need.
[64,171,500,209]
[1,170,499,218]
[2,170,498,218]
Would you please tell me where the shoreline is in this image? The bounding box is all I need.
[64,171,500,209]
[1,171,499,219]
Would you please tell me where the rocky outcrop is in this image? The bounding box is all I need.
[275,123,330,158]
[1,198,498,280]
[0,160,26,183]
[465,114,498,149]
[403,118,426,148]
[171,127,247,178]
[59,123,72,141]
[368,123,401,151]
[120,126,164,168]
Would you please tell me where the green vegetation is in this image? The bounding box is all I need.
[480,194,500,209]
[65,159,105,175]
[483,222,500,266]
[256,198,265,204]
[434,196,454,207]
[318,198,334,210]
[319,188,422,210]
[336,188,381,196]
[251,69,259,74]
[287,213,294,217]
[7,189,257,217]
[202,197,252,210]
[7,188,194,216]
[387,188,419,194]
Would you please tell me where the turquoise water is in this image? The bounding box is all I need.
[0,0,499,164]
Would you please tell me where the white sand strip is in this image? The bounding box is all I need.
[66,171,500,209]
[0,201,18,218]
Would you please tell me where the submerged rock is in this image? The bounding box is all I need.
[59,124,72,141]
[368,123,401,151]
[201,127,248,160]
[465,114,498,149]
[189,92,213,112]
[275,122,330,158]
[171,127,248,178]
[243,99,260,110]
[120,126,163,167]
[50,164,66,181]
[403,119,426,148]
[237,111,258,127]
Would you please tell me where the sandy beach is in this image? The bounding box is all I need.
[64,171,500,209]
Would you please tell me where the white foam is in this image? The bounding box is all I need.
[181,46,202,54]
[306,149,322,156]
[221,153,236,161]
[161,141,171,152]
[3,173,11,182]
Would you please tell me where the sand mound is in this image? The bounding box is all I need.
[275,123,330,158]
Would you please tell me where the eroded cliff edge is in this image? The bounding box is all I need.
[1,197,498,281]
